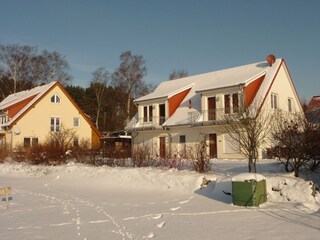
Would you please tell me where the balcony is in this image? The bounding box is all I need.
[188,107,240,126]
[125,115,168,131]
[125,107,241,131]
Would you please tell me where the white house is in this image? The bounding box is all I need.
[125,55,303,159]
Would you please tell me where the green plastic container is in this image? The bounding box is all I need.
[232,173,267,207]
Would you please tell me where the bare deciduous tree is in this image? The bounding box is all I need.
[0,44,36,93]
[48,124,78,153]
[0,44,72,95]
[271,111,320,176]
[91,67,109,129]
[32,50,72,85]
[218,107,273,173]
[112,51,147,121]
[169,69,188,80]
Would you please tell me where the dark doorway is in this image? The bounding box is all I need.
[208,97,216,121]
[159,104,165,124]
[160,137,166,158]
[209,134,217,158]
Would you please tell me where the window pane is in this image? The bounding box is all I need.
[288,98,292,112]
[233,93,239,113]
[74,117,79,127]
[179,135,186,143]
[24,138,31,148]
[73,137,79,147]
[149,105,153,122]
[32,138,38,146]
[224,95,230,114]
[56,95,60,103]
[51,96,55,102]
[143,106,148,122]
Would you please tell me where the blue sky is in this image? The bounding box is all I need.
[0,0,319,100]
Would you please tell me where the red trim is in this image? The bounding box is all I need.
[7,94,37,119]
[244,75,265,107]
[168,88,191,117]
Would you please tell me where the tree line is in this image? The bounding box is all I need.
[0,44,155,132]
[0,44,190,133]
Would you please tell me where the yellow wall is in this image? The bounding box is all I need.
[9,85,94,148]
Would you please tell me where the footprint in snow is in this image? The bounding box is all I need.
[179,196,194,204]
[170,207,181,211]
[152,214,162,219]
[156,221,166,228]
[143,232,156,239]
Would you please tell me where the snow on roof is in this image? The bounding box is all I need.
[0,81,57,126]
[135,59,282,126]
[135,60,281,103]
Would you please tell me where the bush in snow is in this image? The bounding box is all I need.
[187,134,211,173]
[271,112,320,177]
[0,143,10,162]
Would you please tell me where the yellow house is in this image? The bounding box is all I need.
[0,81,101,150]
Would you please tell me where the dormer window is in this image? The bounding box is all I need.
[143,106,153,122]
[224,93,239,114]
[0,115,6,124]
[51,94,61,103]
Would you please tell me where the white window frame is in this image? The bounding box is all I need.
[73,117,80,127]
[224,93,239,114]
[288,98,293,112]
[143,105,153,122]
[23,137,39,148]
[50,117,61,132]
[51,94,61,103]
[271,93,278,109]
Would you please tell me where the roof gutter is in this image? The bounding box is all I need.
[195,83,244,94]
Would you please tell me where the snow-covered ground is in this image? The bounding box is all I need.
[0,159,319,240]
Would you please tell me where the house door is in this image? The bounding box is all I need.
[209,134,217,158]
[159,137,166,158]
[208,97,216,121]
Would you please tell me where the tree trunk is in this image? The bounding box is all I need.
[126,94,131,122]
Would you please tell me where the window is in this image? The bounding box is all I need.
[288,98,293,112]
[73,137,79,147]
[224,93,239,114]
[159,104,166,124]
[179,135,186,157]
[143,105,153,122]
[73,117,80,127]
[271,93,278,109]
[24,138,31,148]
[50,117,61,132]
[149,105,153,122]
[232,93,239,113]
[224,95,230,114]
[51,94,61,103]
[0,115,6,124]
[24,137,38,148]
[179,135,186,143]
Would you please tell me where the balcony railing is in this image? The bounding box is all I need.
[125,107,241,130]
[189,107,240,126]
[125,115,168,130]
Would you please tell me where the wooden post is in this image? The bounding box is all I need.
[0,187,12,209]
